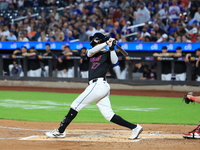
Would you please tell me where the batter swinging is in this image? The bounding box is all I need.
[45,33,143,139]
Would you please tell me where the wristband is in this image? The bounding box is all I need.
[190,96,196,101]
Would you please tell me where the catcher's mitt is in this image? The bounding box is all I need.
[183,92,195,104]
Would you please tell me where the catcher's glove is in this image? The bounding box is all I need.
[183,92,195,104]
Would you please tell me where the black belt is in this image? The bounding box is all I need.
[88,77,106,84]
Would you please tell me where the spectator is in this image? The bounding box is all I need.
[196,34,200,42]
[141,26,151,39]
[156,4,169,25]
[157,18,166,32]
[96,23,105,34]
[18,32,29,42]
[6,30,17,41]
[109,0,118,8]
[0,0,9,10]
[79,26,89,42]
[112,7,123,23]
[134,31,143,42]
[1,25,10,40]
[194,7,200,23]
[168,0,182,22]
[120,0,130,11]
[136,2,151,26]
[188,0,200,18]
[37,31,48,42]
[177,23,187,36]
[86,24,97,37]
[153,24,166,35]
[168,22,178,35]
[18,0,24,8]
[28,26,37,41]
[181,34,191,42]
[144,35,152,42]
[99,0,109,9]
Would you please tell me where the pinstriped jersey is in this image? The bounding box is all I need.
[88,50,111,81]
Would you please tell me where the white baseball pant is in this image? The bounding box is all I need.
[27,68,42,77]
[175,72,186,81]
[161,73,172,81]
[70,78,115,121]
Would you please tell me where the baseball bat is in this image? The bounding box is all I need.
[113,41,129,57]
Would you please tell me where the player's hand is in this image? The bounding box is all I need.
[106,38,116,47]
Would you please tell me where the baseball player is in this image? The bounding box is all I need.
[79,47,89,78]
[183,92,200,139]
[45,33,143,139]
[153,46,173,81]
[56,45,68,78]
[172,46,187,81]
[42,43,55,77]
[8,47,26,77]
[22,46,42,77]
[112,47,127,79]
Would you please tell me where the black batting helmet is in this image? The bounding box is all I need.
[89,33,109,47]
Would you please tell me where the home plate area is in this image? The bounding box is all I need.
[23,129,183,142]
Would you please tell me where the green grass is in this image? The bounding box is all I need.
[0,91,199,125]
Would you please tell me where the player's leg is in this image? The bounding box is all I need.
[46,80,110,137]
[165,73,172,81]
[43,66,49,77]
[35,68,42,77]
[96,94,143,139]
[28,70,34,77]
[120,68,127,79]
[8,64,14,76]
[161,74,165,81]
[67,67,74,78]
[179,72,186,81]
[113,65,121,79]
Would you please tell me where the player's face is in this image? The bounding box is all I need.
[21,47,27,53]
[46,45,50,51]
[162,49,168,53]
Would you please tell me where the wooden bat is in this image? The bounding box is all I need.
[113,41,129,57]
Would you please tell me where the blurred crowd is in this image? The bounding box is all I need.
[0,0,200,43]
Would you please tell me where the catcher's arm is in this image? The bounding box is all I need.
[187,95,200,103]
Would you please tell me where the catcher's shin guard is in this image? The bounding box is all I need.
[58,108,78,133]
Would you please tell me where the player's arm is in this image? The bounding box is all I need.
[187,95,200,103]
[87,38,115,57]
[87,42,108,57]
[185,53,191,62]
[22,52,36,57]
[173,53,182,57]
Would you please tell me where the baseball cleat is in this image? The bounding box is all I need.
[45,129,66,138]
[129,124,143,139]
[183,132,200,139]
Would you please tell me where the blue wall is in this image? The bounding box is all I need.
[0,42,198,51]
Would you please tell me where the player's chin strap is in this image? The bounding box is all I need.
[58,108,78,133]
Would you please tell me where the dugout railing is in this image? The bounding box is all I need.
[0,54,199,86]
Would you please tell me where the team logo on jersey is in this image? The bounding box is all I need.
[90,55,102,62]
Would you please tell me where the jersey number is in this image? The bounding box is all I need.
[91,62,100,69]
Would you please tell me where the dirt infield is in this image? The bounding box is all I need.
[0,86,199,150]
